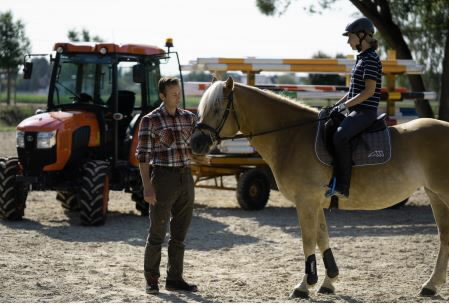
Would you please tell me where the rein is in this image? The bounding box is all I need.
[195,91,331,142]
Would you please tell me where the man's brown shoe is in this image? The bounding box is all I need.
[146,282,159,295]
[166,279,198,292]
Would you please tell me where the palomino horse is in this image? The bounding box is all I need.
[191,77,449,298]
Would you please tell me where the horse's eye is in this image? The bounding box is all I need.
[213,109,219,114]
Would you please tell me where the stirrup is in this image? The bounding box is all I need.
[324,177,337,197]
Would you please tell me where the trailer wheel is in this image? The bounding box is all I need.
[237,168,270,210]
[56,192,79,211]
[131,184,149,216]
[0,157,28,220]
[78,160,110,226]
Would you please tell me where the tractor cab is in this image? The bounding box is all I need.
[0,40,185,225]
[45,42,184,164]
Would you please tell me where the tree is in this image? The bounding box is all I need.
[256,0,449,119]
[406,0,449,121]
[308,51,346,85]
[275,73,298,84]
[0,11,31,105]
[67,29,104,42]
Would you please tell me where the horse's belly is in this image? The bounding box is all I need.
[338,182,420,210]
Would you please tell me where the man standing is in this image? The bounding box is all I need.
[136,77,198,295]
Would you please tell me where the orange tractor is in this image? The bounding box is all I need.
[0,40,184,225]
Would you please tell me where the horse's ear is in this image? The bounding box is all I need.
[211,75,218,83]
[225,77,234,90]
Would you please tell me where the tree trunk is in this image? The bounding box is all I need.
[350,0,435,118]
[438,24,449,121]
[6,68,11,105]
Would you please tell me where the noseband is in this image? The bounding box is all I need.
[194,92,239,143]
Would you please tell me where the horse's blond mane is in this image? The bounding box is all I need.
[198,81,319,118]
[198,81,224,118]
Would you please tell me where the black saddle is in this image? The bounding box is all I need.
[315,109,391,167]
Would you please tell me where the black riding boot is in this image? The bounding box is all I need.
[332,133,353,197]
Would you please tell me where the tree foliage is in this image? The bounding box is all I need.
[0,11,30,70]
[0,11,31,104]
[67,29,104,42]
[308,51,346,85]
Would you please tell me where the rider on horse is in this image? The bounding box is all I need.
[325,17,383,198]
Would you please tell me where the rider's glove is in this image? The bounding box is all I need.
[329,103,347,119]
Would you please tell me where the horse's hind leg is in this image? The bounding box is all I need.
[316,209,339,294]
[421,188,449,296]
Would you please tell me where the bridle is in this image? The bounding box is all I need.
[194,91,331,144]
[194,92,239,144]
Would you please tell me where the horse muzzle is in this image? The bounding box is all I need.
[191,130,214,155]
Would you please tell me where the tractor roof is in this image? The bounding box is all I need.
[53,42,165,56]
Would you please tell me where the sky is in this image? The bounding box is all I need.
[3,0,360,65]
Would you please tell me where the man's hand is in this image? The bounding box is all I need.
[144,183,157,206]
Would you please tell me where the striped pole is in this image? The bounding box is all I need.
[183,57,424,75]
[184,82,436,100]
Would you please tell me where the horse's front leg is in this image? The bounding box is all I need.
[290,204,320,299]
[316,209,339,294]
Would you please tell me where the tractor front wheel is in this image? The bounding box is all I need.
[0,157,28,220]
[78,160,110,225]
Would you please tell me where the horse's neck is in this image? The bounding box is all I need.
[234,85,316,165]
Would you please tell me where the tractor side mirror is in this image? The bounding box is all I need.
[132,64,145,83]
[23,62,33,79]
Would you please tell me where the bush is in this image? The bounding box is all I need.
[0,106,39,126]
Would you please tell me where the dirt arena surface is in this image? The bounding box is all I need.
[1,130,448,302]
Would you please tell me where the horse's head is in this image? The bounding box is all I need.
[191,77,240,154]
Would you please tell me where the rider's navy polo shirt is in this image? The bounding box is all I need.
[348,48,382,111]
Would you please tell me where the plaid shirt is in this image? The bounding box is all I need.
[136,103,198,167]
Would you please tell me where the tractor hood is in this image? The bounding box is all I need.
[17,111,97,132]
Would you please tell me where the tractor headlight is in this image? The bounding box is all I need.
[16,131,25,148]
[36,131,56,149]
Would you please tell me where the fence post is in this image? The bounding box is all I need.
[386,50,397,125]
[246,71,256,86]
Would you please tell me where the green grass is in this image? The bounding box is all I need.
[15,94,47,104]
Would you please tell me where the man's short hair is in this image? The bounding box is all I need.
[158,77,180,95]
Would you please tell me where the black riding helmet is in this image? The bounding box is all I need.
[343,17,375,51]
[342,17,375,36]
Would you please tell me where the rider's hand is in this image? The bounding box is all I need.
[329,103,347,119]
[143,183,157,206]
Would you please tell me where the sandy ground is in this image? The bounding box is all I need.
[1,130,449,302]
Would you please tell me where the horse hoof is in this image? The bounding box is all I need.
[420,287,436,297]
[290,289,309,299]
[318,286,334,294]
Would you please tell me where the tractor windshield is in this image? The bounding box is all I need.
[53,54,112,107]
[51,52,180,111]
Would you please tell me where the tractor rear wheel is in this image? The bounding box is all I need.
[56,191,79,211]
[0,157,28,220]
[237,168,270,210]
[78,160,110,226]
